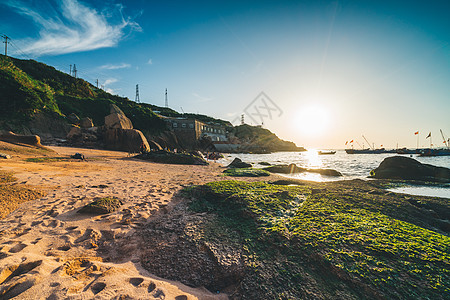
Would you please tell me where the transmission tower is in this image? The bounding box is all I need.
[241,114,245,125]
[135,84,140,103]
[2,35,10,56]
[69,64,72,76]
[72,64,77,78]
[165,88,168,108]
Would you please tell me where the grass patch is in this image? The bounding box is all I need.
[0,169,17,183]
[184,180,450,299]
[25,157,68,163]
[223,168,271,177]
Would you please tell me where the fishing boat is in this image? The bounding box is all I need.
[318,150,336,155]
[345,148,385,154]
[419,148,450,157]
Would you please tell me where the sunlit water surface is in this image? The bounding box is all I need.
[217,150,450,199]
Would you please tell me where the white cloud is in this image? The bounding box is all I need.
[147,58,153,65]
[104,78,118,85]
[100,63,131,70]
[6,0,141,56]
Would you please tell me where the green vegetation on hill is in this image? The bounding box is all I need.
[231,124,304,152]
[184,180,449,299]
[0,55,166,134]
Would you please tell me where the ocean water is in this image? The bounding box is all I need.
[217,150,450,199]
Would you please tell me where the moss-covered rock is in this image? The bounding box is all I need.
[77,197,123,215]
[223,168,270,177]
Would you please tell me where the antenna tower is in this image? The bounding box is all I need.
[241,114,245,125]
[165,88,168,108]
[135,84,140,103]
[72,64,77,78]
[69,64,72,76]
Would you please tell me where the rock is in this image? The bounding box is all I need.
[307,168,342,177]
[259,161,271,166]
[104,113,133,129]
[0,153,11,159]
[227,158,252,168]
[77,197,123,215]
[263,163,306,174]
[223,168,270,177]
[70,153,85,160]
[103,128,150,153]
[371,156,450,182]
[0,131,42,146]
[263,163,342,176]
[136,150,208,165]
[109,104,125,115]
[67,113,80,124]
[148,140,163,151]
[80,117,94,128]
[67,127,82,139]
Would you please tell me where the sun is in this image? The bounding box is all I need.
[295,105,329,136]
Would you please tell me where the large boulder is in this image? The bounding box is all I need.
[371,156,450,182]
[0,131,42,146]
[104,113,133,129]
[67,113,80,125]
[227,158,252,168]
[104,128,150,153]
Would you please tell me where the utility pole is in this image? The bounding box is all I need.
[72,64,77,78]
[2,35,10,56]
[135,84,140,103]
[69,64,72,76]
[165,88,168,108]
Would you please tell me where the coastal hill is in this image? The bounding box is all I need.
[0,55,301,152]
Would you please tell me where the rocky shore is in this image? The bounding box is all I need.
[0,142,449,299]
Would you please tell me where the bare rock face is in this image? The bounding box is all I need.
[0,131,42,146]
[67,126,82,139]
[104,113,133,130]
[104,128,150,153]
[80,117,94,128]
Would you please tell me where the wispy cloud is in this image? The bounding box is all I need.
[5,0,141,56]
[100,63,131,70]
[104,78,118,86]
[192,92,213,103]
[147,58,153,65]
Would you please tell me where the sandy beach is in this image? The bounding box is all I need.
[0,145,279,299]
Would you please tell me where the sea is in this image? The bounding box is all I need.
[217,150,450,199]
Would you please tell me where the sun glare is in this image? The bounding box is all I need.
[295,106,329,136]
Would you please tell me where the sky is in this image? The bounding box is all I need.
[1,0,449,149]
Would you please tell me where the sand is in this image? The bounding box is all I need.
[0,145,278,299]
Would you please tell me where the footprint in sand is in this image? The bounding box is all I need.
[129,277,144,287]
[91,282,106,294]
[152,288,165,299]
[8,242,27,253]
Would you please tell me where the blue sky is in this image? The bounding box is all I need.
[1,0,449,149]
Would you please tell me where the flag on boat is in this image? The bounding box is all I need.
[414,131,419,135]
[426,132,431,139]
[350,140,354,143]
[345,141,348,145]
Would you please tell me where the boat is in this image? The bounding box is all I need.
[418,148,450,157]
[318,150,336,155]
[345,148,386,154]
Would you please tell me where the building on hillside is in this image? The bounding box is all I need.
[163,117,227,148]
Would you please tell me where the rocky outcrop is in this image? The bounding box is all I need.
[104,128,150,153]
[264,163,342,176]
[67,113,80,125]
[0,131,42,146]
[136,150,208,165]
[77,197,123,215]
[226,158,252,168]
[371,156,450,182]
